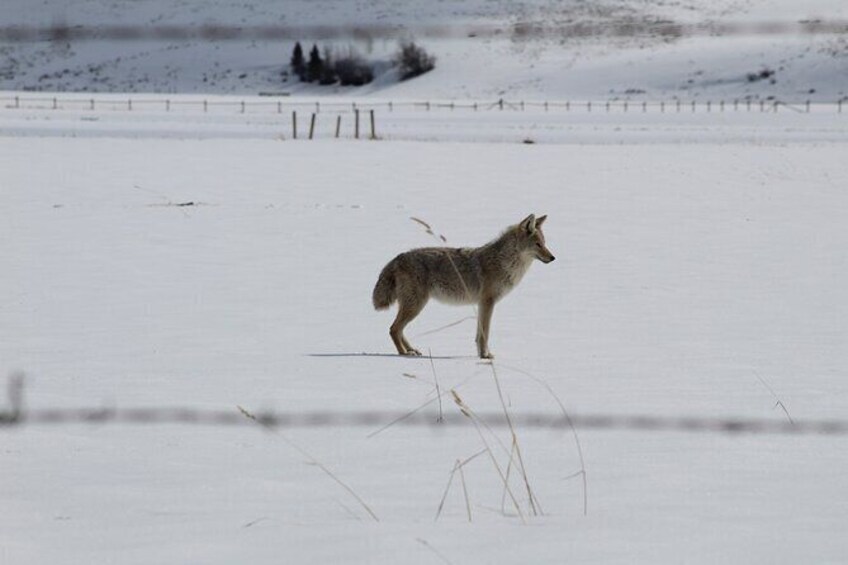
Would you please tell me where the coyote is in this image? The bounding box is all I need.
[372,214,555,358]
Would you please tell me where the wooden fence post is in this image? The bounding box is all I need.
[292,111,297,139]
[204,100,208,113]
[370,109,376,140]
[309,113,316,139]
[335,115,342,138]
[355,109,360,139]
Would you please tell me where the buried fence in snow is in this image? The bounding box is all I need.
[0,383,845,438]
[2,406,848,435]
[2,95,846,116]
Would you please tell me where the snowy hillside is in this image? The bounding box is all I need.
[2,0,847,100]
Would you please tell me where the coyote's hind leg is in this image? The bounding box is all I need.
[390,296,426,356]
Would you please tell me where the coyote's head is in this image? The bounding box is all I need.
[518,213,556,263]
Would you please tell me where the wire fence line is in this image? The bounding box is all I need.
[1,406,847,435]
[2,95,845,115]
[2,21,847,42]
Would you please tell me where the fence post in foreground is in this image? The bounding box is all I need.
[292,111,297,139]
[335,115,342,138]
[309,113,316,140]
[204,100,208,113]
[14,96,19,109]
[370,109,376,140]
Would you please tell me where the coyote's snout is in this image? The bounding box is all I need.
[372,214,555,358]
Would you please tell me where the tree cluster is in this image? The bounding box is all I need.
[289,41,435,87]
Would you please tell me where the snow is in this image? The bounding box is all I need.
[2,0,848,562]
[2,0,847,100]
[2,108,848,562]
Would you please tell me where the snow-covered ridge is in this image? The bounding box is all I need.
[1,0,846,99]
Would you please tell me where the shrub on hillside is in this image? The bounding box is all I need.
[334,54,374,86]
[394,41,435,81]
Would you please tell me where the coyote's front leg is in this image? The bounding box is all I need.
[476,297,496,359]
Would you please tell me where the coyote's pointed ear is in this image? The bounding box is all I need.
[535,214,548,228]
[520,214,537,235]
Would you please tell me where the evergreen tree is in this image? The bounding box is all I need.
[290,42,306,80]
[306,44,324,83]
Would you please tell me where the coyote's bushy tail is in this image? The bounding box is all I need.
[372,263,397,310]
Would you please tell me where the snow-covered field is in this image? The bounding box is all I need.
[2,98,848,562]
[2,0,848,562]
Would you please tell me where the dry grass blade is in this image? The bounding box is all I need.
[501,440,517,513]
[429,349,444,423]
[435,460,459,522]
[496,362,589,516]
[753,371,795,425]
[489,361,542,515]
[413,315,477,338]
[410,216,434,233]
[450,390,525,522]
[457,459,472,522]
[416,538,454,565]
[366,371,481,438]
[237,405,379,522]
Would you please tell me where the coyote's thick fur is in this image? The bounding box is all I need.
[373,214,555,358]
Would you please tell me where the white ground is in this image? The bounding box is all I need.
[2,99,848,562]
[2,0,848,561]
[2,0,847,101]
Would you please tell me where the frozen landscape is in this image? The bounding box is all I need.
[2,1,848,564]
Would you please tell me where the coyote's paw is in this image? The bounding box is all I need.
[404,348,422,356]
[479,351,494,360]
